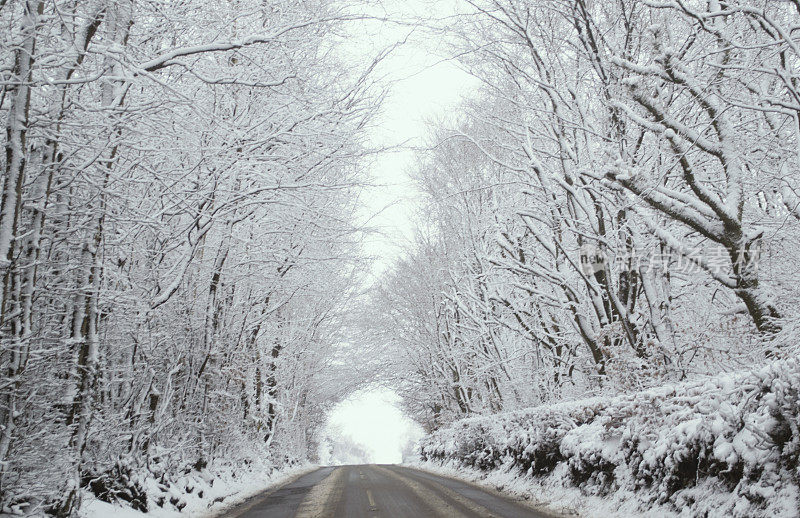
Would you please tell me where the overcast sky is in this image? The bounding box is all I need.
[323,1,477,464]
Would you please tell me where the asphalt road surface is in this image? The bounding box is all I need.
[223,464,556,518]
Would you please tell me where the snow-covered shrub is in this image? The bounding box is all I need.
[80,459,148,512]
[560,417,622,493]
[419,357,800,516]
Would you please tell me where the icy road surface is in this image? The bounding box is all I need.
[223,464,555,518]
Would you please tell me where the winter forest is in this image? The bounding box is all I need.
[2,0,800,516]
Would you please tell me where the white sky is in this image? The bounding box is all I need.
[322,2,478,464]
[347,1,479,273]
[360,56,476,269]
[325,388,424,464]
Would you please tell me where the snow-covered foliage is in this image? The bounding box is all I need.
[4,0,800,514]
[419,357,800,517]
[318,424,376,466]
[0,0,378,514]
[378,0,800,434]
[77,457,312,518]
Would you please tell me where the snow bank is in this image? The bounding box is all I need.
[76,459,312,518]
[418,357,800,517]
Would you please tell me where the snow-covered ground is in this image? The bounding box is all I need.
[77,461,313,518]
[416,357,800,517]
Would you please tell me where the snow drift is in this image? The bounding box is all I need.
[418,357,800,517]
[73,457,310,518]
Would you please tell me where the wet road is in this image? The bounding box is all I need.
[223,464,555,518]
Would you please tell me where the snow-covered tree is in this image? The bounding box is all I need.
[0,0,379,513]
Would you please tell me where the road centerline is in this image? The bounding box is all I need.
[366,488,378,510]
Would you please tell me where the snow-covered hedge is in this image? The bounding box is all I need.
[73,457,310,518]
[419,357,800,516]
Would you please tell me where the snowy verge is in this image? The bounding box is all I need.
[78,461,315,518]
[410,457,687,517]
[417,357,800,517]
[404,461,573,517]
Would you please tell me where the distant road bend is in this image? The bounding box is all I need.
[223,464,556,518]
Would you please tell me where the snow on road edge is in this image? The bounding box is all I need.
[409,459,673,517]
